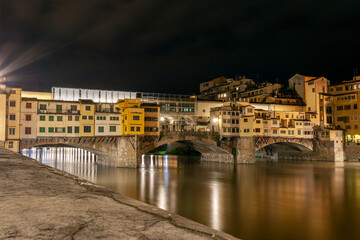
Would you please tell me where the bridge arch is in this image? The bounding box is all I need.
[255,137,313,152]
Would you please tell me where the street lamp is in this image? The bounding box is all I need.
[160,117,165,121]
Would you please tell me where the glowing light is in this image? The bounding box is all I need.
[160,117,165,121]
[212,118,219,123]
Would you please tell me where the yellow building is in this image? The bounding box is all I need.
[0,85,7,145]
[20,98,38,140]
[4,87,22,151]
[79,100,95,137]
[118,99,144,135]
[320,75,360,142]
[37,100,81,138]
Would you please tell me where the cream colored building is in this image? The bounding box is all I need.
[95,103,121,136]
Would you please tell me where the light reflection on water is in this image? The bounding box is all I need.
[22,147,360,240]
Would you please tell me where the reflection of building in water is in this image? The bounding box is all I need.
[21,147,97,182]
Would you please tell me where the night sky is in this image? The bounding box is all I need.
[0,0,359,94]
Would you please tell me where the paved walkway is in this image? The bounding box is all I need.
[0,147,238,240]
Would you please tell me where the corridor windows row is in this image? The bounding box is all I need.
[39,126,80,134]
[39,115,80,121]
[97,126,117,133]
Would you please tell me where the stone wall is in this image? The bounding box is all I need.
[344,142,360,161]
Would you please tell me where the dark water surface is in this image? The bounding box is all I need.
[21,147,360,240]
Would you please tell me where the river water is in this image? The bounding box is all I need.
[21,147,360,240]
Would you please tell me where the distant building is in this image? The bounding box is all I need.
[199,76,255,101]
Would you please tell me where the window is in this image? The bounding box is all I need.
[75,116,79,121]
[9,101,16,107]
[8,141,13,149]
[25,127,31,135]
[9,115,15,120]
[57,116,63,121]
[273,129,278,134]
[298,130,301,135]
[136,127,140,131]
[131,127,134,131]
[354,104,358,110]
[71,105,77,111]
[82,116,87,120]
[337,106,343,111]
[280,130,286,134]
[244,118,248,122]
[26,103,32,108]
[9,128,15,135]
[145,108,158,112]
[344,105,351,110]
[133,115,140,120]
[40,104,46,110]
[26,115,31,121]
[75,127,79,133]
[84,126,91,133]
[68,126,72,133]
[85,106,91,111]
[49,116,54,121]
[312,88,315,92]
[88,116,94,120]
[247,108,253,114]
[110,126,116,132]
[273,120,277,124]
[48,127,54,133]
[39,127,45,133]
[56,127,64,133]
[336,87,342,91]
[68,116,72,121]
[98,126,104,133]
[56,105,62,113]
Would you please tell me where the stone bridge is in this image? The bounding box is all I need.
[19,132,223,167]
[19,132,343,167]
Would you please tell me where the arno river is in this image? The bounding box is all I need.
[22,147,360,240]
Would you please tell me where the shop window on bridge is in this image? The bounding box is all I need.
[133,115,140,120]
[57,116,63,121]
[48,127,54,133]
[56,105,62,113]
[25,127,31,135]
[8,141,13,149]
[85,106,91,111]
[75,116,79,121]
[110,126,116,132]
[39,127,45,133]
[98,126,104,133]
[26,103,32,108]
[136,127,140,131]
[68,126,72,133]
[84,126,91,133]
[40,104,46,110]
[75,127,79,133]
[68,116,72,121]
[49,116,54,121]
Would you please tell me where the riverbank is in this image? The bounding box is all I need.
[0,147,237,240]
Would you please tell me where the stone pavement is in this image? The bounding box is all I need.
[0,147,238,240]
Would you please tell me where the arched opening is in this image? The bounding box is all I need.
[146,140,202,157]
[256,142,312,160]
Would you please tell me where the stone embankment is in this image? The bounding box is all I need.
[0,147,238,240]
